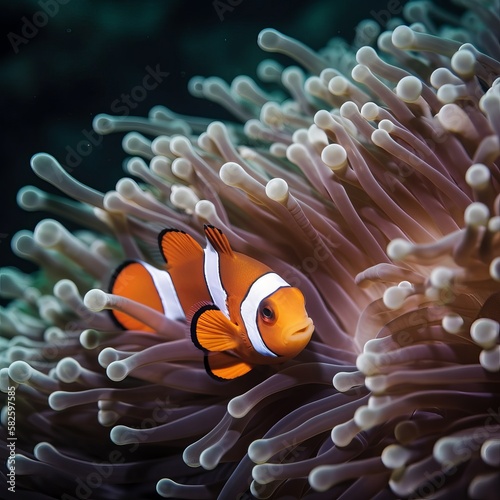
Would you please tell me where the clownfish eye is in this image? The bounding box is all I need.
[259,303,276,324]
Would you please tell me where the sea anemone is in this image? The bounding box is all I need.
[1,0,500,498]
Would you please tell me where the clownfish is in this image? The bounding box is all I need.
[109,225,314,379]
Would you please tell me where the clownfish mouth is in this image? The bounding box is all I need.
[288,318,314,341]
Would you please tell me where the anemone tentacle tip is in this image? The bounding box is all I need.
[83,289,109,311]
[8,360,32,383]
[106,361,129,382]
[55,357,81,383]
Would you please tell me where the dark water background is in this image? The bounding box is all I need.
[0,0,458,275]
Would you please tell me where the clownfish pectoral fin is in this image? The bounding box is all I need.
[203,225,234,257]
[158,229,203,268]
[191,304,240,352]
[204,352,253,380]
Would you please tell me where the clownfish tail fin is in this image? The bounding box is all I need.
[108,260,163,332]
[158,229,203,268]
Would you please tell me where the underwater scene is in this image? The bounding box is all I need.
[1,0,500,498]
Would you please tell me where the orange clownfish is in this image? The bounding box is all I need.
[109,225,314,379]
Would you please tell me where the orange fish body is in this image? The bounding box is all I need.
[109,225,314,379]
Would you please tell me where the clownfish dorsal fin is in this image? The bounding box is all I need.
[158,229,203,268]
[204,352,253,380]
[203,225,234,257]
[191,304,239,352]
